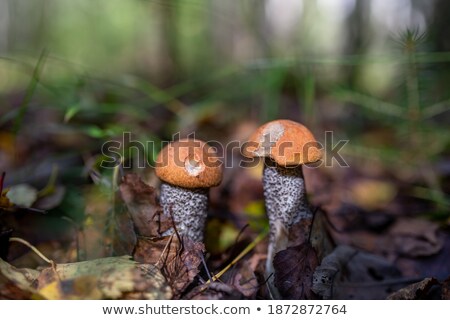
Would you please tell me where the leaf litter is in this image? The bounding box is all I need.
[1,168,449,300]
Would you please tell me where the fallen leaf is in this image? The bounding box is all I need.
[134,235,177,265]
[387,277,439,299]
[134,234,204,298]
[216,256,259,299]
[312,245,403,299]
[0,272,35,299]
[0,258,40,297]
[329,216,445,260]
[38,280,66,300]
[395,233,450,279]
[119,174,173,237]
[162,237,204,298]
[37,256,171,299]
[0,256,172,299]
[228,261,259,298]
[288,209,334,261]
[273,243,318,299]
[389,218,444,257]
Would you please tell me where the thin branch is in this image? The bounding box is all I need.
[9,237,57,273]
[207,229,268,283]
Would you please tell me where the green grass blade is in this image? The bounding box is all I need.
[333,89,404,118]
[13,50,48,135]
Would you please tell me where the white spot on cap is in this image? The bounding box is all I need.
[184,155,204,176]
[254,122,285,156]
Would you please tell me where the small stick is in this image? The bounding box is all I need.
[207,230,268,284]
[200,253,213,282]
[156,234,175,268]
[9,237,59,280]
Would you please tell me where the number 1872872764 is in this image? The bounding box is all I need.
[267,304,347,315]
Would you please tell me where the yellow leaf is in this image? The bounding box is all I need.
[38,281,64,300]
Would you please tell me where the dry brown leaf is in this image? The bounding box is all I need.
[36,256,171,299]
[0,258,40,299]
[273,243,318,299]
[229,265,258,298]
[0,272,35,299]
[312,245,403,299]
[119,174,172,238]
[387,277,438,300]
[287,209,334,261]
[162,237,204,298]
[134,234,204,298]
[133,236,176,265]
[389,218,444,257]
[217,258,259,298]
[329,216,444,260]
[0,256,171,299]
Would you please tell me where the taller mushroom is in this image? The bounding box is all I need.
[244,120,322,272]
[155,138,223,242]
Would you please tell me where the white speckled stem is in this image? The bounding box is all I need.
[263,159,312,295]
[159,182,209,242]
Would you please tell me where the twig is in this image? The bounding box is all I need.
[200,253,213,282]
[207,230,268,284]
[156,234,175,268]
[9,237,59,280]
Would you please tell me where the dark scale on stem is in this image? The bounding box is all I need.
[160,182,209,242]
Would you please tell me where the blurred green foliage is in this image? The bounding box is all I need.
[0,0,449,221]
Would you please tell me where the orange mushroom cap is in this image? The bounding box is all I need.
[244,119,322,167]
[155,139,223,189]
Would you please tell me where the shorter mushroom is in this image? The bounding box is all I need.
[155,139,223,242]
[244,120,322,275]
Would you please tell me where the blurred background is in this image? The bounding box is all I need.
[0,0,449,277]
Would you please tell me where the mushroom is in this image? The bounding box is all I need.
[155,138,223,242]
[244,120,322,274]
